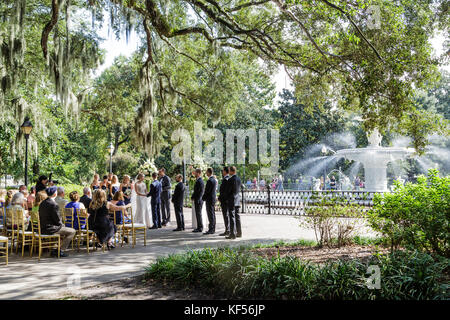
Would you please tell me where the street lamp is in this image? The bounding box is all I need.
[242,150,246,188]
[21,117,33,186]
[107,143,114,174]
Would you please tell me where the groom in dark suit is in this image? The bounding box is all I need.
[171,174,185,231]
[147,172,162,229]
[218,166,231,236]
[191,168,204,233]
[202,167,217,235]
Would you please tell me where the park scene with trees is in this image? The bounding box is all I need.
[0,0,449,302]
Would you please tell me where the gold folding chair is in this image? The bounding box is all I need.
[0,206,5,236]
[63,207,76,249]
[75,209,96,253]
[0,235,7,265]
[4,208,21,254]
[122,207,147,248]
[30,211,61,260]
[16,210,33,257]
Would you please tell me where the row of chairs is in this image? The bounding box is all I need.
[0,205,147,265]
[60,206,147,251]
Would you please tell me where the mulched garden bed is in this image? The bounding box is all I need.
[251,244,390,264]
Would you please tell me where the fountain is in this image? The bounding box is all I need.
[335,128,415,191]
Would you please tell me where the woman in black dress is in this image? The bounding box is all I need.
[89,189,131,249]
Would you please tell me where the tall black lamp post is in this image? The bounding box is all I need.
[21,117,33,186]
[107,143,114,174]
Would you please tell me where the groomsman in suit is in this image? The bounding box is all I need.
[171,174,185,231]
[158,168,172,226]
[202,168,217,235]
[191,168,204,233]
[226,166,242,239]
[218,166,231,236]
[147,172,162,229]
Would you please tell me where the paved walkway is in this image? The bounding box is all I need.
[0,209,374,299]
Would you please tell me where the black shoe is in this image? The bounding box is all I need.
[204,231,215,235]
[51,250,68,257]
[150,226,158,229]
[124,236,129,244]
[226,236,236,240]
[158,225,162,228]
[107,244,115,250]
[192,229,202,233]
[236,234,242,238]
[219,232,229,236]
[173,228,182,231]
[96,243,104,248]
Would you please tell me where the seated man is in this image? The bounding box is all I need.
[55,187,69,218]
[79,187,92,209]
[39,187,76,257]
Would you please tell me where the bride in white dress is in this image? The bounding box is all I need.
[132,173,152,228]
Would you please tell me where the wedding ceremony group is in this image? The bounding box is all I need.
[0,0,449,306]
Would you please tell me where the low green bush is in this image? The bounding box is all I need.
[145,247,449,300]
[368,169,449,257]
[299,196,366,247]
[58,184,85,199]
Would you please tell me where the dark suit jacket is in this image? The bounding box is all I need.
[148,180,162,203]
[80,195,92,209]
[172,182,185,206]
[159,175,171,193]
[39,197,63,234]
[228,174,242,207]
[191,177,204,203]
[202,176,217,203]
[218,175,230,205]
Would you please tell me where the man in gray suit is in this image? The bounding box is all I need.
[158,168,172,226]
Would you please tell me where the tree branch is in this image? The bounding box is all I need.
[41,0,60,59]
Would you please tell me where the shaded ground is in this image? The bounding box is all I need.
[51,244,387,300]
[50,275,216,300]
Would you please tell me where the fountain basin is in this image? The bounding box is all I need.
[336,147,415,191]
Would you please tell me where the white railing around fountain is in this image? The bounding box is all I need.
[240,188,382,215]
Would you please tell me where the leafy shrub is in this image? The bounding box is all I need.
[299,195,365,247]
[59,184,85,199]
[368,169,449,257]
[145,246,449,300]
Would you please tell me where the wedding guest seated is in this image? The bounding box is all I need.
[32,191,48,214]
[39,187,75,257]
[89,189,130,250]
[19,185,29,208]
[55,187,69,216]
[0,189,6,207]
[80,187,92,209]
[6,192,30,231]
[109,191,130,225]
[4,190,13,207]
[27,186,36,210]
[65,191,86,230]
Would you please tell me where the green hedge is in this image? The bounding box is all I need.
[145,247,449,300]
[58,184,85,200]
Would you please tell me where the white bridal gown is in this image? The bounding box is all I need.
[133,181,152,228]
[191,200,208,230]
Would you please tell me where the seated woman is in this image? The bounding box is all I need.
[6,192,30,231]
[32,191,48,214]
[0,189,6,207]
[88,189,131,250]
[65,191,86,230]
[27,186,36,210]
[110,191,131,225]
